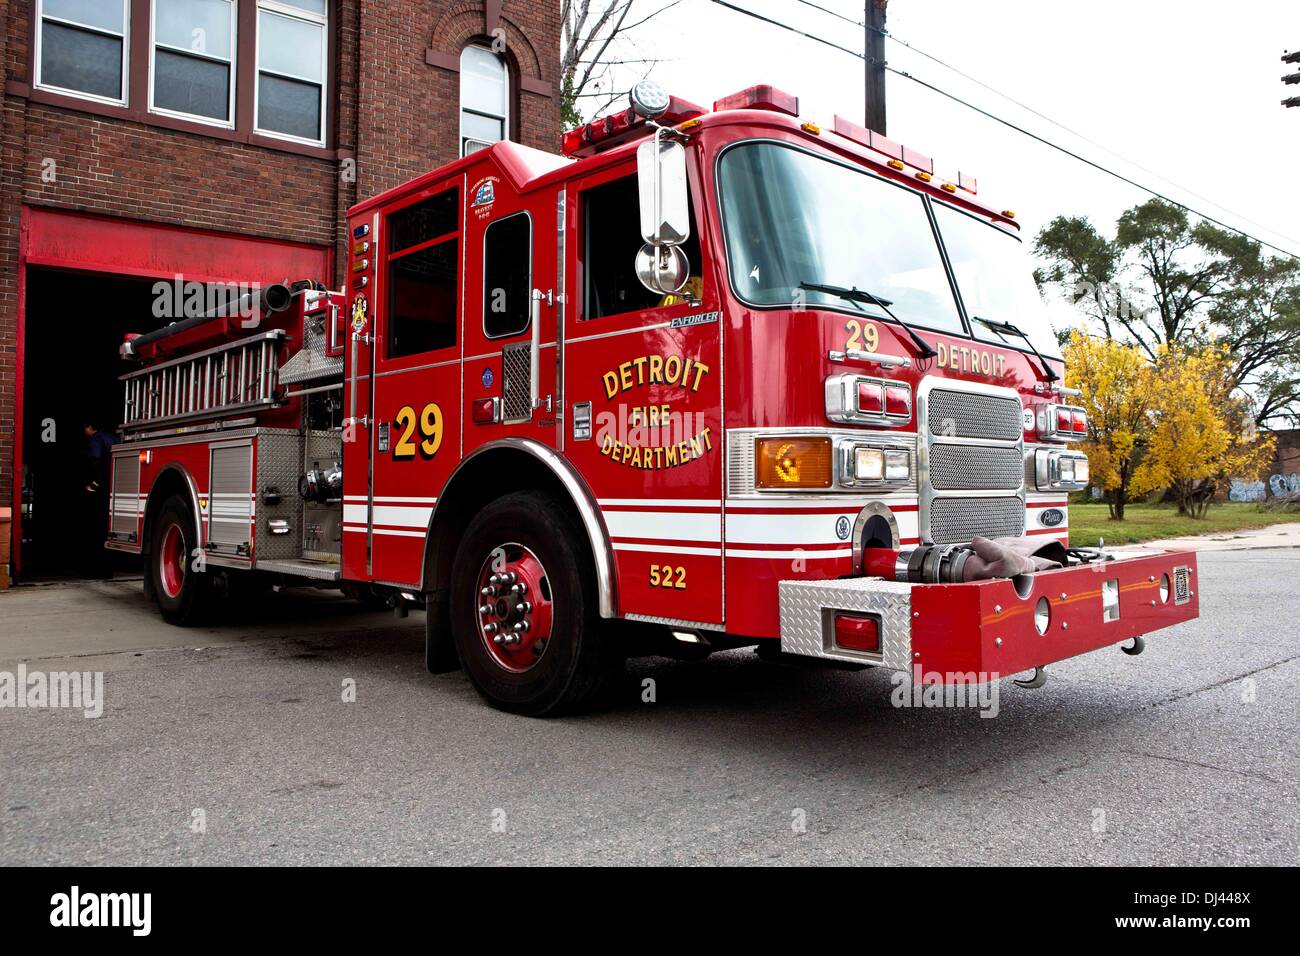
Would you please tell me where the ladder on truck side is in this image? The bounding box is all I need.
[119,330,288,433]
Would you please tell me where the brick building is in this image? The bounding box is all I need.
[0,0,561,577]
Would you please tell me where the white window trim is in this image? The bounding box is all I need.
[459,45,509,158]
[148,0,238,129]
[253,0,329,147]
[33,0,131,107]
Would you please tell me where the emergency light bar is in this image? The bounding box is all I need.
[713,85,799,116]
[561,95,705,158]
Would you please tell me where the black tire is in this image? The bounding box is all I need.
[149,494,212,626]
[450,491,622,716]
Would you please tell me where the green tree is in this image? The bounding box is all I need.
[1035,199,1300,427]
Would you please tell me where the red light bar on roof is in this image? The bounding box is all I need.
[561,96,706,158]
[713,84,799,116]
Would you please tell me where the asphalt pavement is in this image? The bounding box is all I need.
[0,550,1296,865]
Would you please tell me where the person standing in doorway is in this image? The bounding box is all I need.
[82,421,117,578]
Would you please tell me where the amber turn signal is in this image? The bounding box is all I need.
[754,437,833,489]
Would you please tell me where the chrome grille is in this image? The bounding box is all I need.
[927,389,1022,441]
[929,444,1023,491]
[929,497,1025,545]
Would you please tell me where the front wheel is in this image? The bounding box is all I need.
[149,495,211,626]
[450,491,622,716]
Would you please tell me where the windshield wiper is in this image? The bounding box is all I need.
[799,281,938,359]
[973,316,1059,382]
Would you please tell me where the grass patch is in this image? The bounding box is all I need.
[1068,501,1300,547]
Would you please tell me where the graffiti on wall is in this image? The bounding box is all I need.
[1232,473,1300,501]
[1270,473,1300,497]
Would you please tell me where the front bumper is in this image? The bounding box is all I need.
[778,549,1198,679]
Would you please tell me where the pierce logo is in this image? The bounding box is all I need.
[1039,508,1065,527]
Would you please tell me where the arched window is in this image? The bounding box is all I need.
[460,44,509,156]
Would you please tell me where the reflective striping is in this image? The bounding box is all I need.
[604,510,721,542]
[598,498,720,508]
[613,542,722,556]
[727,547,852,560]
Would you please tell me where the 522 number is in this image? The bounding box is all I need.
[649,564,686,590]
[393,402,444,460]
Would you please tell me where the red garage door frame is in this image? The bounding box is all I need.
[10,205,334,574]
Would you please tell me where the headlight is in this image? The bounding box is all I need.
[1034,448,1088,491]
[884,449,910,481]
[846,444,910,484]
[855,447,884,481]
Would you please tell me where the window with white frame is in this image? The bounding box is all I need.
[256,0,328,144]
[460,45,509,156]
[151,0,236,124]
[36,0,130,103]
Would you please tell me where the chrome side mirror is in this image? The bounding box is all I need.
[637,137,690,247]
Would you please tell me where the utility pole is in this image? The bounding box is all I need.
[864,0,888,134]
[1284,50,1300,108]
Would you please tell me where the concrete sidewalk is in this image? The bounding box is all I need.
[1126,521,1300,553]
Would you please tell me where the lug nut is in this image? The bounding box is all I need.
[484,622,499,634]
[480,585,496,597]
[516,601,532,615]
[511,581,528,595]
[513,620,529,633]
[492,633,504,644]
[479,604,493,615]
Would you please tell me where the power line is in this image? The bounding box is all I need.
[710,0,1300,260]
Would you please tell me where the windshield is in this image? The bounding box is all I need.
[933,203,1062,359]
[717,141,964,334]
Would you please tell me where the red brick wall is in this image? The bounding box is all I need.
[0,0,561,559]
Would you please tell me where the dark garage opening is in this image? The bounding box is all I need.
[20,268,163,579]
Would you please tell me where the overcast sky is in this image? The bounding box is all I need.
[593,0,1300,265]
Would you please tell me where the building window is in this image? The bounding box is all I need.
[150,0,236,125]
[36,0,130,104]
[256,0,328,144]
[460,45,509,156]
[386,188,461,359]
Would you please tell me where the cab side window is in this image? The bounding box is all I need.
[483,212,532,338]
[582,174,701,320]
[386,188,460,358]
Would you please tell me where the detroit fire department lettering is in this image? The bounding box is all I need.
[601,353,709,398]
[598,353,714,470]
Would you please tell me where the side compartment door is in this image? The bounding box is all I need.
[561,161,724,627]
[366,178,465,587]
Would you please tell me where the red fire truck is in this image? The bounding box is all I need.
[107,82,1199,715]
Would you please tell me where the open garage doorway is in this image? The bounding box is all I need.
[20,269,161,579]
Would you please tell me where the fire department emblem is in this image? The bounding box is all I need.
[350,295,368,333]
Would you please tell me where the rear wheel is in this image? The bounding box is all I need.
[149,495,211,626]
[450,491,622,716]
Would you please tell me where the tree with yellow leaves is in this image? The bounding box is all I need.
[1066,332,1277,519]
[1063,331,1160,519]
[1135,345,1276,517]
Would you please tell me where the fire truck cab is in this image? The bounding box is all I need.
[109,82,1199,715]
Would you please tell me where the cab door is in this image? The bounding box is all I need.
[366,178,465,587]
[460,178,559,455]
[561,160,725,627]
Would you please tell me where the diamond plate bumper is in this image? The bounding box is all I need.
[779,549,1200,679]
